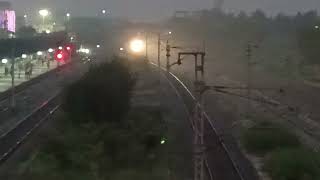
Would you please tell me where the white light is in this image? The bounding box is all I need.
[23,14,27,18]
[37,51,43,56]
[102,9,106,14]
[39,9,49,17]
[66,13,70,17]
[45,29,51,34]
[120,47,124,51]
[78,48,90,54]
[70,37,74,40]
[53,22,56,25]
[1,59,8,64]
[22,54,27,59]
[315,25,319,29]
[169,31,172,35]
[96,44,100,48]
[48,48,54,53]
[130,39,145,53]
[58,46,63,50]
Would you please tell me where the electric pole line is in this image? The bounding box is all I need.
[166,40,171,71]
[10,37,16,110]
[157,33,161,82]
[145,32,148,60]
[246,42,258,117]
[172,50,207,180]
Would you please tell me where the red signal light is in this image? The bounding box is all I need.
[54,49,67,62]
[66,46,71,51]
[57,53,63,59]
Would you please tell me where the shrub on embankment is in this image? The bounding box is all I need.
[63,57,135,123]
[17,57,169,180]
[242,122,301,155]
[264,148,320,180]
[241,121,320,180]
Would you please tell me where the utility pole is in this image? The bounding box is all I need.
[145,32,148,60]
[246,42,258,116]
[10,40,16,110]
[157,33,161,67]
[174,51,206,180]
[157,33,161,82]
[166,40,171,71]
[193,101,205,180]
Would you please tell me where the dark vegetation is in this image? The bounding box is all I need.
[63,59,135,123]
[265,148,320,180]
[166,10,320,79]
[241,121,320,180]
[242,122,301,154]
[17,58,169,180]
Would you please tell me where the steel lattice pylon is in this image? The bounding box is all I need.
[192,103,205,180]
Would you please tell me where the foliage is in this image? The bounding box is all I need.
[298,25,320,65]
[241,122,301,154]
[19,107,167,180]
[167,9,320,78]
[19,59,168,180]
[265,148,320,180]
[62,58,135,123]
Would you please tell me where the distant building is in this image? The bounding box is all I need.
[0,1,15,33]
[16,16,25,30]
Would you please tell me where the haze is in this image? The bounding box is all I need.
[8,0,320,21]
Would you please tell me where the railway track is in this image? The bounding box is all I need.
[0,93,61,164]
[0,62,73,103]
[0,61,257,180]
[151,63,259,180]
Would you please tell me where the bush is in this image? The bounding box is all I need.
[63,58,135,123]
[19,107,167,180]
[242,122,301,154]
[265,148,320,180]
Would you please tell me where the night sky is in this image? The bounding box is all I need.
[8,0,320,21]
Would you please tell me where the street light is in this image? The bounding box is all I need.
[66,13,70,17]
[102,9,106,14]
[39,9,49,19]
[48,48,54,53]
[39,9,49,28]
[45,29,51,34]
[21,54,27,59]
[37,51,43,56]
[96,44,101,48]
[1,58,8,64]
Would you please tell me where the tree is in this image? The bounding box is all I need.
[63,58,135,123]
[237,11,248,21]
[251,9,267,22]
[298,25,320,65]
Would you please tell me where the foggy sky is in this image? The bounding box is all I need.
[8,0,320,21]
